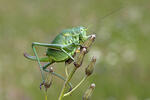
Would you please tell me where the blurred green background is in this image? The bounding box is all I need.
[0,0,150,100]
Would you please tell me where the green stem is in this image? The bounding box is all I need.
[44,91,48,100]
[58,67,77,100]
[65,65,69,77]
[64,76,87,97]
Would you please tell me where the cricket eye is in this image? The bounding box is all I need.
[80,29,84,33]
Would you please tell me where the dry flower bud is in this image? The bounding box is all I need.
[83,34,96,49]
[83,83,96,100]
[85,56,96,76]
[74,48,87,68]
[90,83,96,89]
[49,67,53,72]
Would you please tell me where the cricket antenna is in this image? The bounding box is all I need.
[87,6,124,29]
[99,6,124,22]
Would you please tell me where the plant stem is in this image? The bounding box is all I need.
[64,76,87,97]
[44,91,47,100]
[58,67,77,100]
[65,65,69,77]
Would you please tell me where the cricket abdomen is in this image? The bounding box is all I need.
[46,48,76,62]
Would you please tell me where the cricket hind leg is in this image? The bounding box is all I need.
[32,44,47,83]
[31,42,61,83]
[24,52,49,62]
[32,42,75,61]
[31,42,75,88]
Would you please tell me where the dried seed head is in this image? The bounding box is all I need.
[85,56,96,76]
[74,48,87,68]
[83,83,96,100]
[83,34,96,49]
[90,34,96,40]
[44,81,52,91]
[49,67,53,72]
[90,83,96,89]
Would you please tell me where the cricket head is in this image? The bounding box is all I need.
[79,26,90,43]
[73,26,89,43]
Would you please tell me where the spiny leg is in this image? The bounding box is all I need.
[42,62,52,70]
[32,42,75,61]
[32,42,76,85]
[24,52,49,62]
[32,42,66,82]
[32,44,45,83]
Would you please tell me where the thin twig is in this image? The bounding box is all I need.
[58,67,77,100]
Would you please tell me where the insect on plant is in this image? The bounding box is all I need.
[24,26,92,87]
[24,7,123,100]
